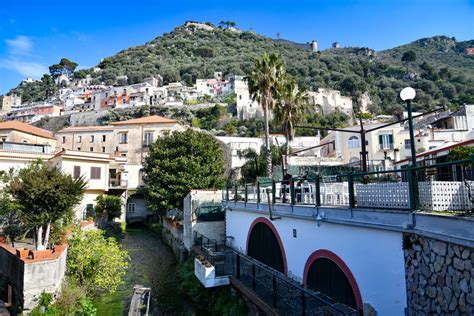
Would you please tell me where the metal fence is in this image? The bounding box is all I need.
[193,232,356,315]
[225,157,474,214]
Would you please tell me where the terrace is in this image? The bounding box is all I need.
[224,157,474,248]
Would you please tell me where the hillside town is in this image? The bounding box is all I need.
[1,5,474,316]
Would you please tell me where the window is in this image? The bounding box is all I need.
[348,136,361,149]
[239,95,242,100]
[127,203,136,213]
[77,135,82,143]
[102,135,106,142]
[90,135,94,142]
[122,97,126,103]
[62,136,66,143]
[73,166,81,179]
[119,133,128,144]
[102,146,106,153]
[379,134,394,150]
[404,139,411,149]
[77,147,81,151]
[144,131,154,147]
[121,152,127,157]
[90,167,101,180]
[90,147,94,152]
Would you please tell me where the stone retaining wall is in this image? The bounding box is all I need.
[404,233,474,314]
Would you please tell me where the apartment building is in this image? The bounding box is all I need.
[0,121,127,221]
[56,115,185,188]
[5,103,62,123]
[320,123,411,170]
[0,120,57,152]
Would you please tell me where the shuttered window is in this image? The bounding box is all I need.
[90,167,101,180]
[73,166,81,179]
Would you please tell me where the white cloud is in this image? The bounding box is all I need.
[5,35,33,55]
[0,58,48,78]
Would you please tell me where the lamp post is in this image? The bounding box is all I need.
[400,87,417,167]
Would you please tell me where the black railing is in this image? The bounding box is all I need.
[194,232,356,315]
[224,157,474,214]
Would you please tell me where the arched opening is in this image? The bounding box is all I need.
[246,218,287,274]
[304,250,362,311]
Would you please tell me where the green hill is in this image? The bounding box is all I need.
[6,24,474,114]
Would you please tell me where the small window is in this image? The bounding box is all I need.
[127,203,136,213]
[348,136,361,149]
[62,136,66,143]
[119,133,128,144]
[121,152,127,157]
[77,136,82,143]
[102,135,106,142]
[102,146,106,153]
[90,167,101,180]
[73,166,81,179]
[90,147,94,152]
[77,147,81,151]
[404,139,411,149]
[144,131,154,147]
[90,135,94,142]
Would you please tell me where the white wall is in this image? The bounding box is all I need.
[226,209,407,315]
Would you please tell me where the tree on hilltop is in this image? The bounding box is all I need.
[401,50,417,73]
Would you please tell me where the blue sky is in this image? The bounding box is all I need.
[1,0,473,94]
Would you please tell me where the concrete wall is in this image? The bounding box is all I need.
[225,209,407,315]
[0,244,68,311]
[183,190,224,251]
[22,249,67,310]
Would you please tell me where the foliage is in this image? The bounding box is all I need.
[296,111,350,137]
[66,229,129,297]
[94,194,123,221]
[49,58,78,81]
[239,145,285,181]
[0,174,25,247]
[6,28,474,110]
[247,53,285,176]
[7,160,86,249]
[274,75,307,158]
[447,146,474,161]
[54,280,97,316]
[176,258,247,314]
[143,129,225,212]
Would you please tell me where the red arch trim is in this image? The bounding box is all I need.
[245,217,288,275]
[303,249,363,311]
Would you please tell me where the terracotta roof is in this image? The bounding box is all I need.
[110,115,177,125]
[57,125,114,133]
[0,121,55,139]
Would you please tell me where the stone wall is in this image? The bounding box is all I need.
[404,233,474,314]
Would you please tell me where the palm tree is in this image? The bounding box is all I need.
[274,76,307,175]
[246,53,285,177]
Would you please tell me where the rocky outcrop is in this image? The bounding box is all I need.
[404,233,473,314]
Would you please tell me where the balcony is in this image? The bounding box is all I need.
[109,179,128,189]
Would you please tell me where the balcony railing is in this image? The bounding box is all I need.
[193,232,356,315]
[224,157,474,214]
[109,179,128,188]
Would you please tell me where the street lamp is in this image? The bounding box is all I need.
[400,87,417,167]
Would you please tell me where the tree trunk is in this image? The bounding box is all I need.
[43,222,51,249]
[36,225,43,250]
[285,129,291,175]
[263,99,272,177]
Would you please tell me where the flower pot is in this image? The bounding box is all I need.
[31,250,53,260]
[53,244,67,253]
[16,248,29,259]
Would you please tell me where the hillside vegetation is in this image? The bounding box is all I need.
[6,24,474,115]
